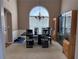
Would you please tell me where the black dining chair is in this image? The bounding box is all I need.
[26,29,34,48]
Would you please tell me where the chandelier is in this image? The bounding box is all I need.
[35,12,45,20]
[30,7,48,21]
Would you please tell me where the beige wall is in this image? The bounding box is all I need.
[61,0,78,13]
[3,0,18,41]
[17,0,61,30]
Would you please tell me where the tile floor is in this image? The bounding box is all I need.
[5,41,67,59]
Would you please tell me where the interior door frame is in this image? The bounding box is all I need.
[4,8,12,44]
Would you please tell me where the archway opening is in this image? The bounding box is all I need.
[4,8,12,47]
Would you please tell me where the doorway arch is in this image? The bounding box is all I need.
[4,8,12,47]
[29,6,49,34]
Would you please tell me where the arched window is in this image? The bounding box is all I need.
[29,6,49,34]
[30,6,49,16]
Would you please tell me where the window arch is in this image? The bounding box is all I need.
[29,6,49,17]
